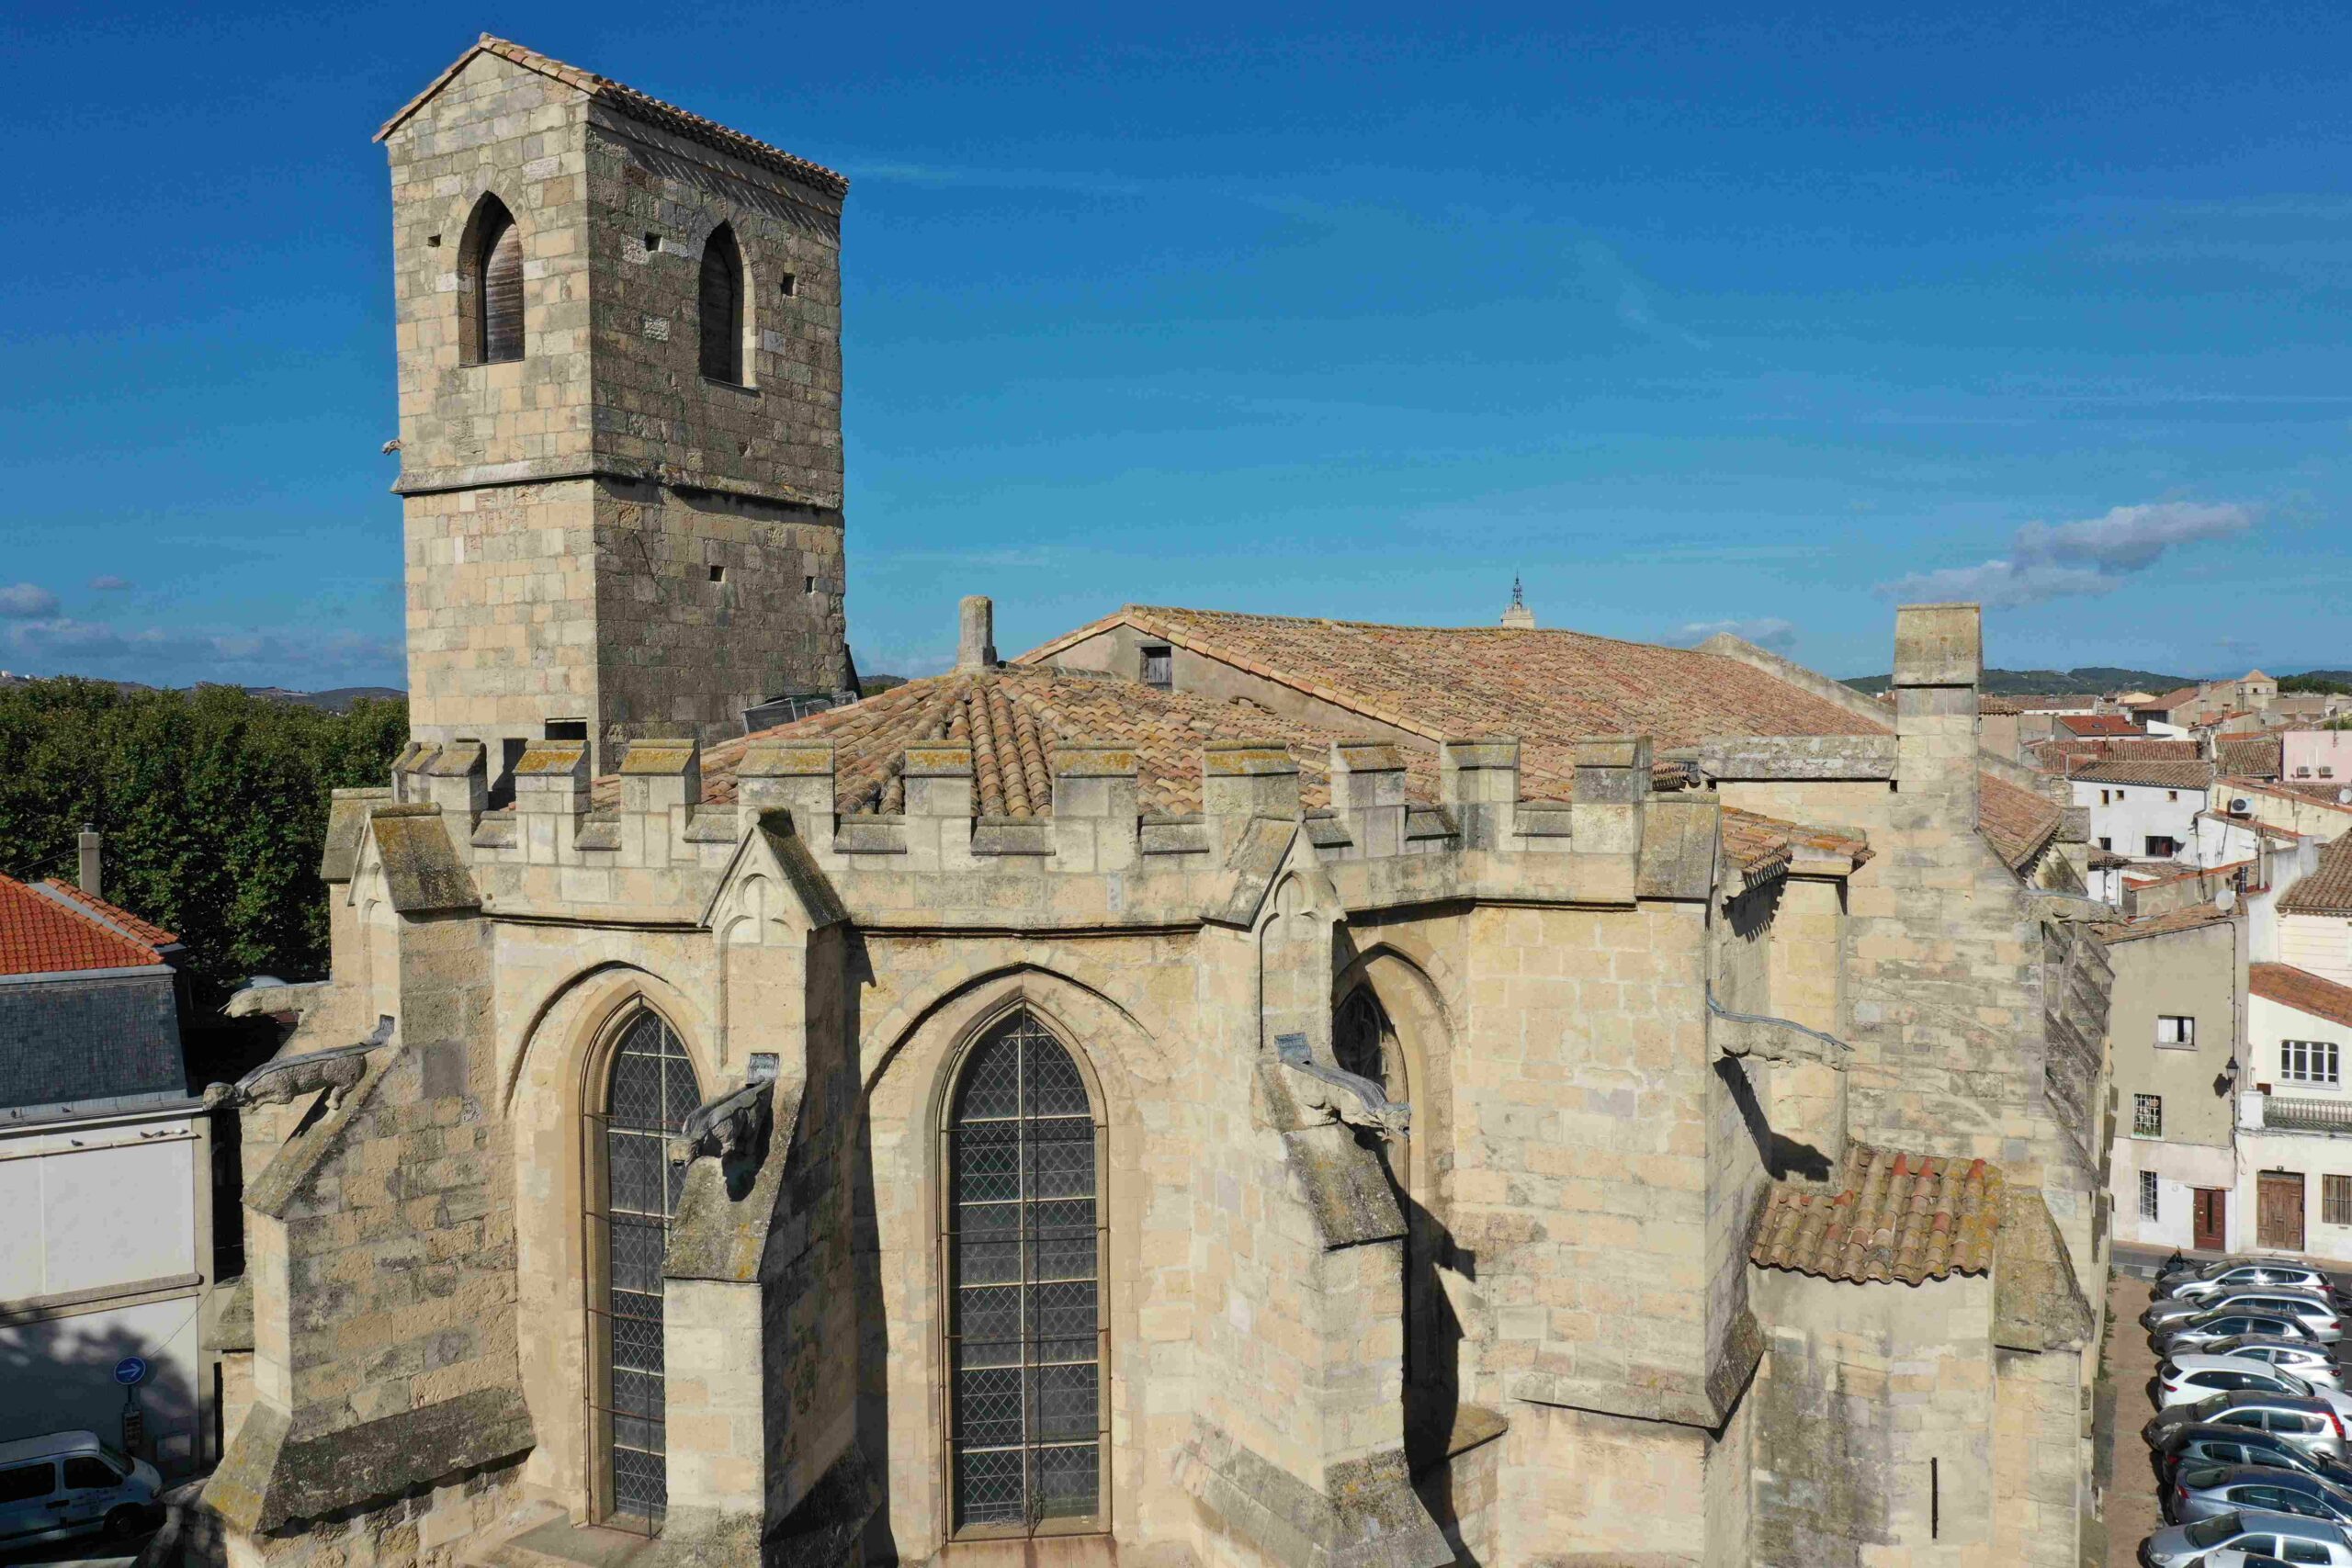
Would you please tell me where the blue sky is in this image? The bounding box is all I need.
[3,2,2348,688]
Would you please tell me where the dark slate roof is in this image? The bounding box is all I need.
[0,971,187,1117]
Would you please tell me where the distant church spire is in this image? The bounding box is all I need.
[1500,575,1535,629]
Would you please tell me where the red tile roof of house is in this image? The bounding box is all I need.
[2058,714,2144,738]
[2067,757,2217,790]
[2280,833,2352,918]
[2252,964,2352,1032]
[2091,905,2240,944]
[1750,1144,2002,1285]
[376,36,848,197]
[0,874,176,976]
[1019,605,1887,754]
[2218,737,2284,778]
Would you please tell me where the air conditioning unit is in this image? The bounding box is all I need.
[2230,797,2251,814]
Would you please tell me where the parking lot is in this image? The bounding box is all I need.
[2100,1253,2352,1565]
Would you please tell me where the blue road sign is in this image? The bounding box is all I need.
[113,1357,147,1386]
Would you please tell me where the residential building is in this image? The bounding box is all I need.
[0,871,214,1477]
[2284,729,2352,787]
[2233,964,2352,1255]
[175,39,2115,1568]
[2278,833,2352,987]
[2070,757,2216,862]
[2098,907,2244,1253]
[2218,735,2285,781]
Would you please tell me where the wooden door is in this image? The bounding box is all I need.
[2258,1171,2306,1252]
[2194,1188,2228,1251]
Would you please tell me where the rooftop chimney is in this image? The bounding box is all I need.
[957,596,998,671]
[1500,575,1535,629]
[76,826,101,899]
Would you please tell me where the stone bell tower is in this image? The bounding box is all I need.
[377,36,854,781]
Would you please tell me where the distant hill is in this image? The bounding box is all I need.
[0,672,404,712]
[1841,666,2195,697]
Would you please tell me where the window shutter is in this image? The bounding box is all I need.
[698,227,742,383]
[482,218,525,364]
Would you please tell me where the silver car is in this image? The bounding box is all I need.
[2170,1464,2352,1527]
[2207,1337,2347,1391]
[2158,1424,2352,1490]
[2142,1511,2352,1567]
[2145,1394,2351,1461]
[2162,1315,2322,1356]
[2169,1261,2346,1303]
[2148,1291,2346,1342]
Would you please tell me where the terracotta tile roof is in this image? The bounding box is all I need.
[1977,694,2024,716]
[2090,905,2240,944]
[2252,963,2352,1032]
[2123,857,2256,890]
[376,36,848,198]
[2067,757,2216,789]
[650,665,1858,877]
[1980,773,2064,872]
[2058,714,2144,738]
[1750,1144,2002,1286]
[35,879,177,949]
[1019,605,1887,758]
[2217,737,2284,777]
[2147,686,2202,709]
[2006,694,2105,712]
[0,874,174,976]
[2280,833,2352,918]
[2026,737,2201,774]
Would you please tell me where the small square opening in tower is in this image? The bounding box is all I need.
[805,575,816,594]
[708,564,726,584]
[779,273,798,298]
[645,232,663,254]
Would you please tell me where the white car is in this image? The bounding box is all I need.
[2206,1337,2347,1391]
[0,1430,161,1550]
[2161,1360,2352,1418]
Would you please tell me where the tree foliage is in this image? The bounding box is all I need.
[0,680,406,1002]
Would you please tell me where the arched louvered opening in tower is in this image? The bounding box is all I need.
[458,194,524,367]
[698,224,745,384]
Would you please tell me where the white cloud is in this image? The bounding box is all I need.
[1675,616,1797,653]
[3,617,402,687]
[87,575,131,591]
[1876,501,2254,609]
[0,583,60,618]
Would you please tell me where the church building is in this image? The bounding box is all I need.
[187,38,2115,1568]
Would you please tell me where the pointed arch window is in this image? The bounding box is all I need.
[943,1011,1106,1535]
[459,195,524,367]
[589,1010,701,1531]
[698,223,745,384]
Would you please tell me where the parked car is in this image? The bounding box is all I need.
[2164,1364,2333,1411]
[2205,1337,2348,1390]
[2169,1262,2351,1305]
[2147,1395,2352,1462]
[2160,1315,2321,1356]
[2147,1291,2346,1342]
[2156,1424,2352,1490]
[2170,1358,2346,1410]
[2169,1464,2352,1527]
[2199,1551,2298,1568]
[0,1430,161,1550]
[2141,1511,2352,1567]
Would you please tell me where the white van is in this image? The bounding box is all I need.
[0,1430,162,1547]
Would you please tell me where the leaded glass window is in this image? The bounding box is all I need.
[594,1012,701,1530]
[944,1012,1104,1533]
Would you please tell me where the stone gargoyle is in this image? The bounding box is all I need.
[670,1080,773,1167]
[1276,1056,1411,1137]
[201,1048,369,1114]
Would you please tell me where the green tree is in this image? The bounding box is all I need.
[0,680,406,1003]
